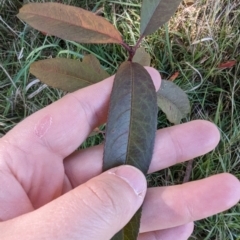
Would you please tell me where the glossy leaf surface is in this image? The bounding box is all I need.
[17,3,122,44]
[103,62,158,239]
[157,80,190,124]
[30,55,109,92]
[132,47,151,66]
[103,61,157,173]
[140,0,182,36]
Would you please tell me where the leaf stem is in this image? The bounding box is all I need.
[134,35,144,51]
[121,42,132,53]
[121,42,134,61]
[121,36,144,62]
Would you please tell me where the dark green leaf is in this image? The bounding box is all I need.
[103,62,158,240]
[113,209,142,240]
[30,55,109,92]
[132,47,151,66]
[157,80,190,124]
[17,3,122,44]
[140,0,182,36]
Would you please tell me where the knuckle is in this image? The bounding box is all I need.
[87,181,118,212]
[182,197,195,222]
[81,181,121,224]
[168,129,184,163]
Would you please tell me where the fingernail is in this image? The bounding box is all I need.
[108,165,147,197]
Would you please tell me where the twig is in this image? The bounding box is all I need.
[121,35,145,62]
[183,159,194,183]
[133,35,144,52]
[121,41,132,53]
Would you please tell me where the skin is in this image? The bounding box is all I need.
[0,68,239,240]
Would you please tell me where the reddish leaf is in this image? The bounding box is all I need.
[218,60,236,69]
[17,3,122,44]
[103,62,157,174]
[103,62,158,239]
[169,71,180,81]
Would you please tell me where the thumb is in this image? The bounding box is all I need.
[1,166,147,240]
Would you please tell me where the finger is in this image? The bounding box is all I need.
[0,166,147,240]
[138,222,194,240]
[140,173,240,233]
[64,120,220,187]
[0,167,34,221]
[3,68,161,159]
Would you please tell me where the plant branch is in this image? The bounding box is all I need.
[121,42,132,54]
[121,42,134,61]
[121,36,145,62]
[183,159,194,183]
[134,35,144,52]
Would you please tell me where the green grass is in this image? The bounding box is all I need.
[1,0,240,239]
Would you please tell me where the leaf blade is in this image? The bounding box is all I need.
[113,209,142,240]
[30,55,109,92]
[132,47,151,66]
[140,0,182,36]
[103,61,157,173]
[157,80,190,124]
[103,62,158,239]
[17,3,122,44]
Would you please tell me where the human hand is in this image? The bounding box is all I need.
[0,68,239,240]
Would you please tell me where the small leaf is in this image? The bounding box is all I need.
[17,3,122,44]
[132,47,151,66]
[218,60,236,69]
[103,62,158,240]
[30,55,109,92]
[157,80,190,124]
[169,71,180,81]
[82,54,110,79]
[140,0,182,36]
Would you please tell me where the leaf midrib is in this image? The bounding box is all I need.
[126,62,134,164]
[142,1,161,36]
